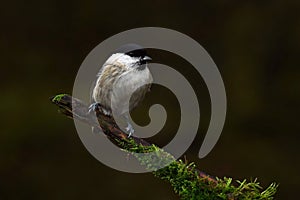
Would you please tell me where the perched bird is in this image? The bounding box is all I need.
[89,44,153,137]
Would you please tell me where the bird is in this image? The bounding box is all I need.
[89,44,153,137]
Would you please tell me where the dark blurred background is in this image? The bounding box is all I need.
[1,0,300,199]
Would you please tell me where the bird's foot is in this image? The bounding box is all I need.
[125,123,135,138]
[88,103,101,114]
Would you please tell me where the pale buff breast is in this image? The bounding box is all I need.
[93,64,152,116]
[111,67,153,115]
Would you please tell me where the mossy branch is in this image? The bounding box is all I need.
[50,94,278,200]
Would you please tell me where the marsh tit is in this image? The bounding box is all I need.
[89,44,153,137]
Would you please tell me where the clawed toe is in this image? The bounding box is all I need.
[88,103,100,114]
[125,123,134,138]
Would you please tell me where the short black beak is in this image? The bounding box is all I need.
[142,55,152,62]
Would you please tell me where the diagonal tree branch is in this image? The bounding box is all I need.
[51,94,162,147]
[50,94,278,200]
[50,94,214,179]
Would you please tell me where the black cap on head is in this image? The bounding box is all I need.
[114,43,149,58]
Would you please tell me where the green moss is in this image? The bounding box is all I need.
[119,139,278,200]
[51,94,67,102]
